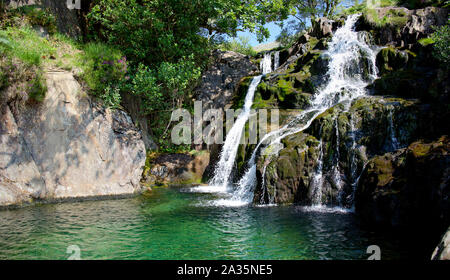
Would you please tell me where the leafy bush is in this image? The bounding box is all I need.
[129,56,201,115]
[101,85,122,109]
[430,23,450,67]
[80,42,128,95]
[17,5,57,34]
[87,0,209,66]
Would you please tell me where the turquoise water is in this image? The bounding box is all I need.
[0,187,410,260]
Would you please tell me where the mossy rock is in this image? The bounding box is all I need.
[370,69,428,99]
[376,47,409,75]
[231,76,253,109]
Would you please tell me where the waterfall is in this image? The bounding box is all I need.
[208,75,262,190]
[202,50,277,201]
[260,52,273,74]
[274,51,280,70]
[386,106,400,151]
[229,14,379,207]
[310,139,324,205]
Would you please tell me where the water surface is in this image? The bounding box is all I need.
[0,187,411,260]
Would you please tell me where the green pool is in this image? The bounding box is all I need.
[0,187,412,260]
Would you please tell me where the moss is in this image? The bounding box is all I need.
[231,76,253,109]
[376,47,409,74]
[363,8,409,29]
[409,142,432,157]
[277,79,295,101]
[277,156,296,179]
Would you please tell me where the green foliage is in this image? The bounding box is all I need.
[418,37,435,46]
[88,0,208,65]
[129,63,163,114]
[101,85,122,109]
[0,54,47,103]
[17,5,57,34]
[430,23,450,67]
[220,36,256,56]
[0,27,55,66]
[79,42,128,95]
[129,56,201,115]
[27,71,47,102]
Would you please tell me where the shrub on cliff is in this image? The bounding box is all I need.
[430,23,450,68]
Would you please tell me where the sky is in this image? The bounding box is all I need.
[236,21,286,47]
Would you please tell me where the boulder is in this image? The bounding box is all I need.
[356,6,448,47]
[311,17,340,39]
[0,71,146,207]
[142,152,210,186]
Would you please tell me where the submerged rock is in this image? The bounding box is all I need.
[0,71,146,207]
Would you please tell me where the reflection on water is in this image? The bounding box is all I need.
[0,187,411,260]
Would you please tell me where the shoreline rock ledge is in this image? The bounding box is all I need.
[0,71,146,207]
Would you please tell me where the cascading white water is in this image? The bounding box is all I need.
[208,75,262,190]
[310,139,324,204]
[228,14,379,207]
[206,51,275,195]
[274,51,280,70]
[260,52,273,74]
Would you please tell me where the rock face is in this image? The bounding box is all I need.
[355,136,449,230]
[253,97,425,205]
[0,71,146,207]
[432,227,450,260]
[357,6,448,47]
[195,50,258,111]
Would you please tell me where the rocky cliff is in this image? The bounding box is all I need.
[0,70,146,207]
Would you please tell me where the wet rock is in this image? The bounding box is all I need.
[311,17,343,39]
[142,152,210,186]
[253,96,425,205]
